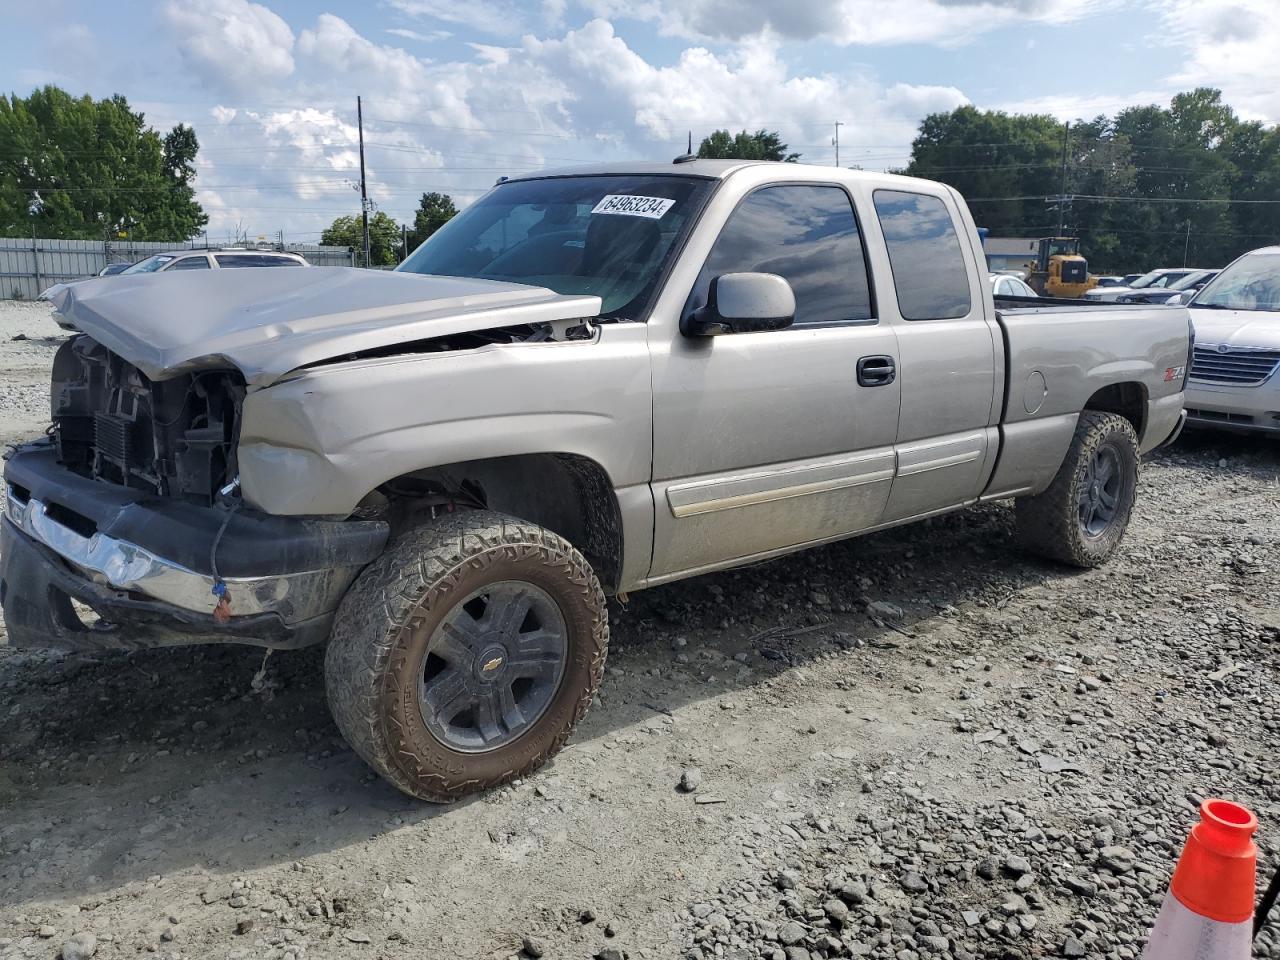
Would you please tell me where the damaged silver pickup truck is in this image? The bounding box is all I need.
[2,161,1191,801]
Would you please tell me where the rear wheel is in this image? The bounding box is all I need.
[324,511,608,802]
[1016,411,1139,568]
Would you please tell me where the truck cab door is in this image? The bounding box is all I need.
[863,188,1001,522]
[646,181,901,582]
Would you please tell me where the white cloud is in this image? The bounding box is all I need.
[137,13,975,239]
[580,0,1109,46]
[1159,0,1280,123]
[296,14,480,130]
[385,27,451,42]
[543,0,569,28]
[299,13,431,98]
[385,0,530,36]
[162,0,295,93]
[516,20,967,157]
[989,89,1176,122]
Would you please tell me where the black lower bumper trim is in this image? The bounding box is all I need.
[1,518,330,652]
[1157,409,1189,448]
[4,443,388,578]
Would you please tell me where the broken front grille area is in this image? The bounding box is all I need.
[51,336,245,505]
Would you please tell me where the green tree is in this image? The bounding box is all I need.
[0,85,207,240]
[697,129,800,162]
[1221,120,1280,260]
[905,105,1072,241]
[901,91,1275,273]
[321,211,402,266]
[408,191,457,250]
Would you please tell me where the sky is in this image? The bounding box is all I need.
[1,0,1277,244]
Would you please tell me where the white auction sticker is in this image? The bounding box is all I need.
[590,194,676,219]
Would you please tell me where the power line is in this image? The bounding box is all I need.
[1065,193,1278,204]
[994,223,1280,239]
[966,193,1280,205]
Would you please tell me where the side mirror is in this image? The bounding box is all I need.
[684,272,796,337]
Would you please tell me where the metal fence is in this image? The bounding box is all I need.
[0,237,356,300]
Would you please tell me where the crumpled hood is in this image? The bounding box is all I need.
[1189,308,1280,350]
[43,267,602,388]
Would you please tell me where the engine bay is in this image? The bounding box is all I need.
[51,336,245,505]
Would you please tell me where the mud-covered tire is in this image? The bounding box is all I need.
[1015,411,1140,568]
[324,510,608,802]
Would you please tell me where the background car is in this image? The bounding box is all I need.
[1093,275,1126,287]
[122,249,308,273]
[1117,269,1218,304]
[97,262,133,277]
[1182,247,1280,435]
[1083,267,1201,302]
[989,273,1038,297]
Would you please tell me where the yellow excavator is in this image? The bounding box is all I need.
[1025,237,1098,298]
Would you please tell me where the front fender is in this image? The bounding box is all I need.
[237,327,653,518]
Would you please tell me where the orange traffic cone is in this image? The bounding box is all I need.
[1142,799,1257,960]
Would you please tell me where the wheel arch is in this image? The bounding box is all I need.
[1083,381,1148,443]
[367,452,625,592]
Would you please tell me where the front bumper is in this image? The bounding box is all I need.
[1,442,388,651]
[1185,380,1280,435]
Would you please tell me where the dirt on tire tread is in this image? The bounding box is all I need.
[1015,410,1140,568]
[324,510,608,802]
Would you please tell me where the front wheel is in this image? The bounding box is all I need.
[1016,411,1140,568]
[324,511,608,802]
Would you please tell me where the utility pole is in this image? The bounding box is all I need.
[401,223,408,261]
[1183,220,1192,267]
[357,95,371,268]
[833,121,843,167]
[1057,121,1070,236]
[31,222,40,294]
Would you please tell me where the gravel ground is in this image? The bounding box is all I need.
[0,301,65,449]
[0,305,1277,960]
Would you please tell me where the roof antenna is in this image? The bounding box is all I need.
[674,130,697,164]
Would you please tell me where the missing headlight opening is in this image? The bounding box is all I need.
[51,335,245,505]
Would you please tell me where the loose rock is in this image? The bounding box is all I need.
[678,767,703,793]
[61,932,97,960]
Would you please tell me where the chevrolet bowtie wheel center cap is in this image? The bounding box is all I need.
[417,581,569,754]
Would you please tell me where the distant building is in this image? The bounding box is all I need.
[983,237,1039,277]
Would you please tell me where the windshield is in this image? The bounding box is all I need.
[1191,253,1280,311]
[123,255,175,274]
[1169,270,1214,290]
[398,175,713,319]
[1129,270,1179,289]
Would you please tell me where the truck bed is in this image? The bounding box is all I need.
[978,297,1191,500]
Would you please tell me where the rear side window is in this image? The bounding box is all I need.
[694,184,873,326]
[168,256,210,270]
[873,190,972,321]
[215,254,301,268]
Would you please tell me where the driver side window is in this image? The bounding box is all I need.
[691,185,874,326]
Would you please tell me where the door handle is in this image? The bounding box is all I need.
[857,355,896,387]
